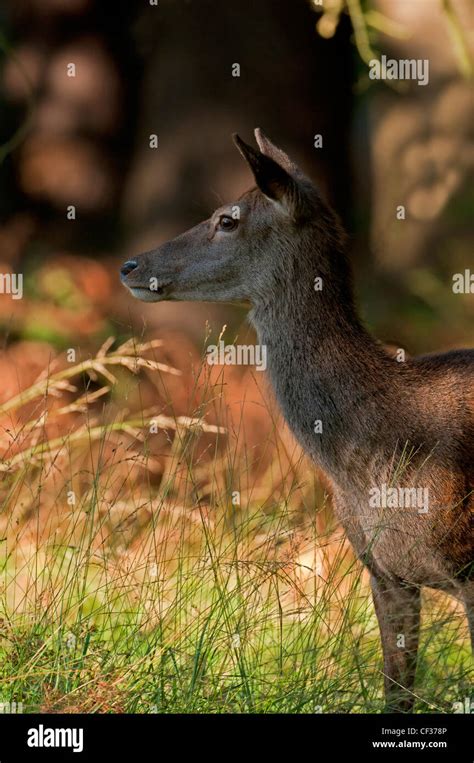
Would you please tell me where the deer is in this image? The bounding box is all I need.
[120,129,473,712]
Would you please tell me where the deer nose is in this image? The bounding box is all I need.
[120,260,138,277]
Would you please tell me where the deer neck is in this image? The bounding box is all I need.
[249,248,404,488]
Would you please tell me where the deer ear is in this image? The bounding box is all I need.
[233,133,293,202]
[254,127,300,176]
[232,133,310,220]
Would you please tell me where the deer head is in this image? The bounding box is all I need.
[120,128,344,307]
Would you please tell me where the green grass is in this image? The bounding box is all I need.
[0,339,471,714]
[1,528,471,714]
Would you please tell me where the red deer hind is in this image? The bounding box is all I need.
[120,129,474,712]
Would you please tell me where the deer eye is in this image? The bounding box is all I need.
[217,215,238,232]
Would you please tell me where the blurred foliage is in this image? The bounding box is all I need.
[0,0,471,352]
[312,0,473,80]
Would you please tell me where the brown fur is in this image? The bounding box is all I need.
[121,129,473,712]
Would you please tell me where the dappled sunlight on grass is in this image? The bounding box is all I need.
[0,338,471,713]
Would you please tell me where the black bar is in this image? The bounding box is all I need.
[0,712,471,761]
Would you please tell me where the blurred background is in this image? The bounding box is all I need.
[0,0,472,365]
[0,0,472,714]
